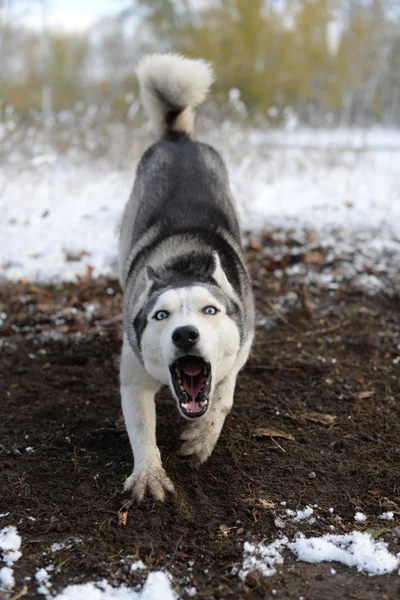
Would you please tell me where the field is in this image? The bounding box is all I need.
[0,127,400,599]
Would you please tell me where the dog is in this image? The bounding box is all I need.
[118,53,254,501]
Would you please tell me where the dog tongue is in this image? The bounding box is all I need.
[184,400,202,414]
[180,357,203,376]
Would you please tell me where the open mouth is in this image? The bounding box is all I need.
[169,356,211,418]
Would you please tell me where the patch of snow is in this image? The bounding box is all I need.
[49,572,177,600]
[36,566,53,595]
[130,560,146,573]
[354,512,367,522]
[286,506,315,523]
[239,538,288,580]
[0,526,22,566]
[0,526,22,591]
[379,512,394,521]
[0,566,15,589]
[50,538,82,553]
[288,531,400,575]
[239,531,400,579]
[0,514,10,518]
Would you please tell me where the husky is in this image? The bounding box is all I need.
[119,53,254,501]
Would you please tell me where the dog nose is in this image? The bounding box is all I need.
[172,325,199,350]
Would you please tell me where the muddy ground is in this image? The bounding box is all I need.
[1,232,399,599]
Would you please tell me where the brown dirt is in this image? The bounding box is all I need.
[1,235,399,600]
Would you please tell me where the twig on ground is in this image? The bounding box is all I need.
[304,319,351,337]
[266,299,301,332]
[10,587,28,600]
[304,587,313,600]
[246,364,301,372]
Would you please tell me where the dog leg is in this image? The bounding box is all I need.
[179,336,253,462]
[120,336,175,501]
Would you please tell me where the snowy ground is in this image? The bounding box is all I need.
[1,506,399,598]
[0,125,399,291]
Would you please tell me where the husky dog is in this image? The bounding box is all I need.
[119,54,254,501]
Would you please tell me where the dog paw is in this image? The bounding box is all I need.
[124,461,175,502]
[179,419,221,463]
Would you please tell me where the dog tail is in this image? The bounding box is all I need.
[136,53,214,139]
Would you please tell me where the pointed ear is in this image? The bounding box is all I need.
[145,266,162,284]
[134,266,159,309]
[211,251,236,298]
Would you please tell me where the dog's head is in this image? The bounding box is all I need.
[127,252,242,419]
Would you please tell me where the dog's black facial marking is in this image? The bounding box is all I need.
[169,356,211,418]
[132,289,163,351]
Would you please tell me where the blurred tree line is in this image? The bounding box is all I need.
[1,0,400,126]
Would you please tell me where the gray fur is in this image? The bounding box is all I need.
[120,139,255,360]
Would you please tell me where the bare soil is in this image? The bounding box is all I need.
[1,233,399,599]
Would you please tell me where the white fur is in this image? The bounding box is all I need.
[141,286,240,413]
[120,335,175,501]
[136,53,214,136]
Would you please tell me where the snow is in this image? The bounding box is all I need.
[288,532,400,576]
[239,538,288,580]
[185,586,197,597]
[50,538,83,553]
[49,572,177,600]
[239,531,400,579]
[130,560,146,573]
[0,566,15,589]
[0,525,174,599]
[0,526,22,566]
[379,512,394,521]
[354,512,367,522]
[36,566,53,595]
[0,126,399,288]
[0,526,22,591]
[286,506,315,522]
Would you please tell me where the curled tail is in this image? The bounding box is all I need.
[136,53,214,139]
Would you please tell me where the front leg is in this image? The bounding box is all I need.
[120,336,175,501]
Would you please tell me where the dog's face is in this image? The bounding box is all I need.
[139,284,241,419]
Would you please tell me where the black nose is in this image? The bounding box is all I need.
[172,325,199,350]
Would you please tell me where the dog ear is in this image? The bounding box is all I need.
[211,251,236,298]
[146,266,168,286]
[145,266,161,283]
[134,267,160,309]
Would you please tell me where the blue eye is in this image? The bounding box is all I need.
[203,306,218,315]
[154,310,169,321]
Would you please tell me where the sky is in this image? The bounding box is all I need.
[22,0,129,32]
[18,0,214,32]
